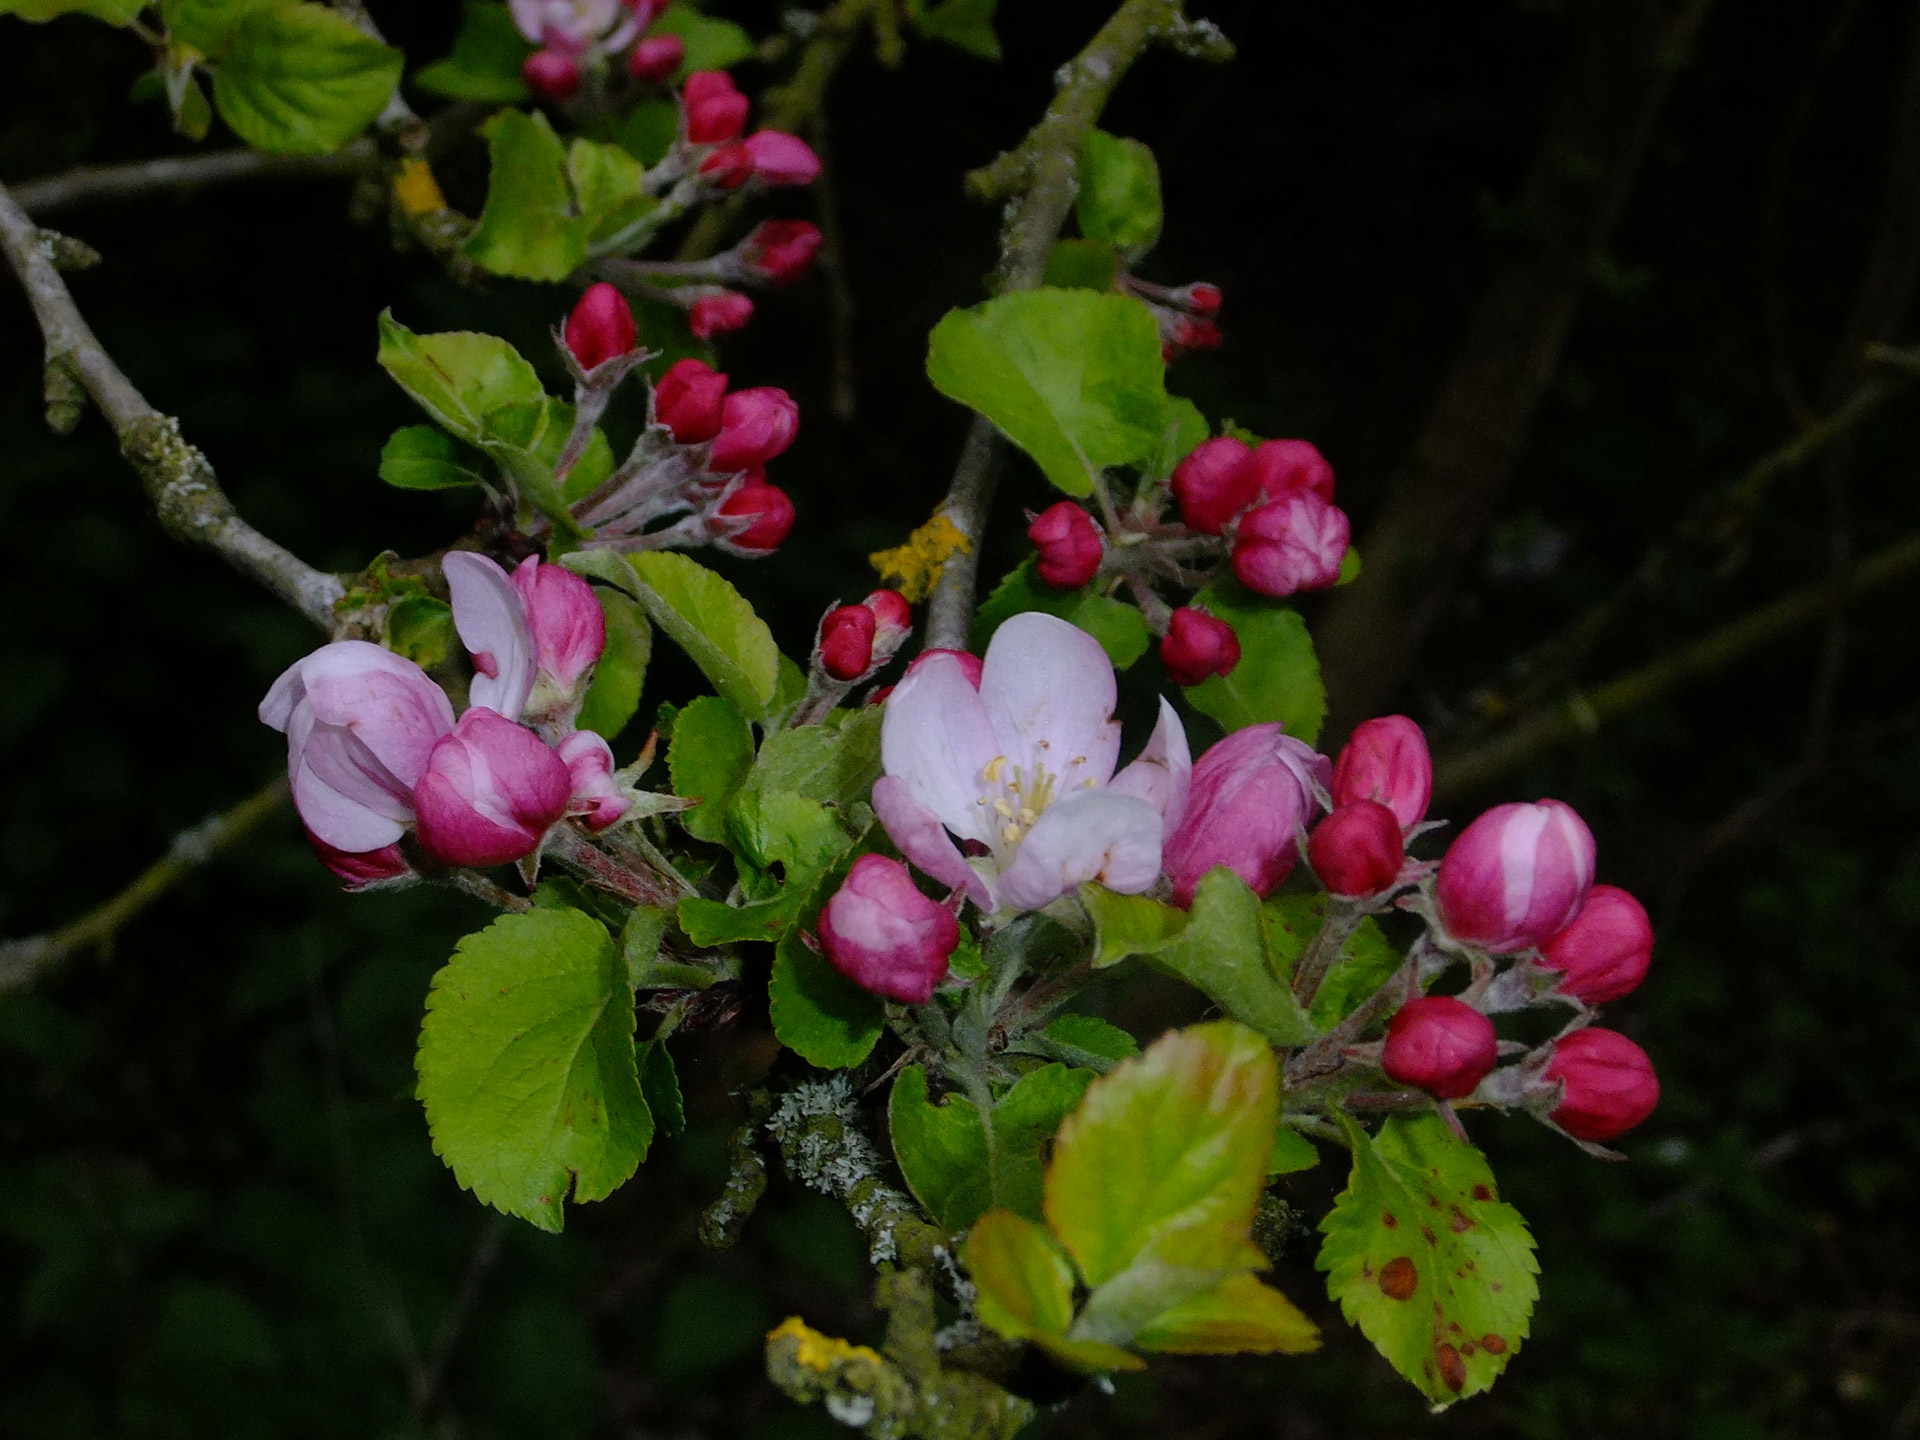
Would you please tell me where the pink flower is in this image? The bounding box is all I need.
[627,32,683,81]
[819,855,960,1004]
[698,142,753,189]
[1308,800,1404,898]
[1161,723,1328,907]
[306,831,411,891]
[1537,884,1652,1005]
[865,589,912,650]
[414,708,573,867]
[708,387,798,472]
[1544,1028,1658,1142]
[818,604,877,681]
[1249,439,1335,504]
[873,613,1189,913]
[1231,492,1350,597]
[742,130,821,186]
[906,648,981,688]
[1330,715,1431,830]
[510,0,625,48]
[522,49,583,101]
[654,357,727,443]
[1170,435,1256,535]
[559,729,632,831]
[739,219,823,285]
[1160,606,1239,687]
[444,552,605,726]
[260,641,455,852]
[1382,996,1497,1100]
[683,69,749,144]
[710,476,794,555]
[565,282,637,371]
[1436,800,1596,953]
[688,289,754,339]
[1027,501,1103,588]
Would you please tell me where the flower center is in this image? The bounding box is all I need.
[976,754,1075,850]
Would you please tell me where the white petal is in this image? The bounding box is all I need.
[1107,696,1192,828]
[291,731,407,852]
[444,552,535,720]
[994,790,1164,913]
[979,613,1120,792]
[880,653,1000,845]
[258,656,308,732]
[872,776,993,909]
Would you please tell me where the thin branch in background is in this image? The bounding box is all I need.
[11,143,376,215]
[414,1213,510,1422]
[810,112,859,423]
[0,778,289,996]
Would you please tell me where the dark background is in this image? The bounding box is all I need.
[4,0,1920,1435]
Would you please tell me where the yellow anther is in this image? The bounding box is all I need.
[982,755,1006,784]
[1002,823,1022,844]
[993,798,1014,818]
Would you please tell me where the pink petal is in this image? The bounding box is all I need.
[994,790,1164,912]
[978,613,1121,794]
[879,653,1001,846]
[872,776,992,909]
[444,553,535,721]
[1107,696,1192,828]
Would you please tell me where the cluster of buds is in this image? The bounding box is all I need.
[606,217,825,343]
[794,589,913,724]
[261,554,652,885]
[1120,274,1224,363]
[541,285,799,556]
[514,0,670,103]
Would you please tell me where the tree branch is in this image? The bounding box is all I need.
[11,143,376,215]
[0,179,344,629]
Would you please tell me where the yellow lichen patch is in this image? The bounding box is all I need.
[767,1316,884,1373]
[392,157,449,218]
[869,513,971,603]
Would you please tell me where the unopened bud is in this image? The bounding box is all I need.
[1436,800,1596,953]
[698,142,753,188]
[1162,314,1221,361]
[709,386,799,471]
[1250,438,1335,504]
[1027,501,1103,588]
[511,555,606,708]
[712,478,794,555]
[1537,884,1652,1005]
[559,729,632,831]
[1308,799,1404,898]
[1382,996,1498,1100]
[739,219,823,285]
[907,648,982,688]
[1171,435,1257,535]
[1544,1027,1658,1142]
[819,605,877,680]
[415,709,572,867]
[306,831,411,891]
[1184,282,1223,316]
[1231,493,1350,597]
[1162,723,1328,906]
[565,282,637,371]
[627,32,683,81]
[687,289,754,339]
[683,69,748,144]
[654,357,727,443]
[819,854,959,1004]
[522,49,582,102]
[1331,715,1432,830]
[865,589,912,650]
[1160,606,1239,686]
[742,129,821,186]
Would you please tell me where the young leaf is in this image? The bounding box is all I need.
[1318,1115,1539,1405]
[1077,130,1162,258]
[623,904,714,990]
[386,593,454,668]
[1181,580,1326,744]
[464,108,587,281]
[1150,869,1319,1046]
[1043,237,1120,291]
[1268,1124,1320,1176]
[910,0,1000,60]
[416,908,652,1233]
[378,425,488,491]
[413,1,532,103]
[650,2,752,76]
[769,929,884,1069]
[1262,894,1401,1030]
[625,552,781,721]
[211,3,402,155]
[1078,883,1186,968]
[568,136,654,248]
[927,289,1169,497]
[964,1209,1076,1342]
[3,0,147,23]
[889,1064,991,1231]
[989,1063,1094,1221]
[574,589,650,741]
[666,695,754,843]
[1014,1013,1139,1072]
[733,707,883,815]
[1146,395,1210,480]
[376,313,546,445]
[1044,1020,1276,1287]
[970,556,1151,669]
[161,0,275,51]
[614,98,681,166]
[1132,1272,1319,1356]
[638,1038,686,1137]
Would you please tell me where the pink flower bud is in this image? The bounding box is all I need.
[1249,439,1335,504]
[1436,800,1596,953]
[522,49,582,102]
[559,729,631,831]
[1544,1027,1658,1142]
[306,831,411,891]
[510,555,606,702]
[907,648,982,688]
[1160,606,1240,686]
[1162,315,1221,360]
[1027,501,1103,588]
[1537,884,1652,1005]
[1382,996,1498,1100]
[1162,723,1329,907]
[688,289,753,339]
[1308,800,1404,898]
[819,854,959,1004]
[627,32,683,81]
[743,129,822,186]
[819,604,877,681]
[1185,282,1223,316]
[622,0,665,21]
[1330,715,1432,830]
[414,709,572,868]
[654,357,728,443]
[712,478,794,554]
[683,69,748,144]
[1170,435,1257,535]
[740,219,822,285]
[865,588,912,644]
[1231,493,1350,597]
[564,282,637,372]
[708,386,799,471]
[698,142,753,188]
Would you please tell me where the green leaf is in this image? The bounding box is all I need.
[479,395,613,504]
[613,98,681,166]
[1261,894,1401,1030]
[650,1,752,76]
[416,908,652,1233]
[161,0,274,51]
[990,1064,1094,1221]
[211,3,401,155]
[1318,1116,1539,1405]
[1132,1272,1319,1355]
[568,136,654,248]
[3,0,147,24]
[1146,396,1210,480]
[1043,237,1120,291]
[170,65,214,139]
[625,551,781,721]
[964,1210,1076,1342]
[910,0,999,58]
[969,557,1150,669]
[638,1038,686,1137]
[1077,130,1162,257]
[733,707,883,815]
[1268,1124,1320,1176]
[927,289,1169,497]
[1181,579,1327,745]
[622,904,713,990]
[1078,883,1187,969]
[889,1065,991,1230]
[386,593,454,668]
[464,108,587,281]
[1151,870,1319,1046]
[1018,1014,1139,1072]
[575,589,650,741]
[666,695,754,843]
[378,424,489,491]
[729,790,851,889]
[769,931,883,1069]
[1045,1020,1276,1287]
[376,312,546,446]
[413,1,532,103]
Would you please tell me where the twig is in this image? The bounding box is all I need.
[12,144,376,215]
[0,778,289,996]
[1433,527,1920,799]
[921,0,1233,650]
[413,1213,510,1419]
[810,112,859,422]
[0,180,344,629]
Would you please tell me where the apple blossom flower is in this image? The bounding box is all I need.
[1537,884,1653,1005]
[742,130,822,186]
[818,604,876,681]
[443,552,605,729]
[906,648,982,688]
[683,69,749,144]
[306,832,412,891]
[1170,436,1257,535]
[738,220,823,285]
[1435,799,1596,953]
[1330,715,1432,829]
[628,32,684,81]
[1231,492,1350,597]
[414,708,573,867]
[510,0,640,53]
[654,357,728,442]
[564,282,638,371]
[1308,799,1404,898]
[708,387,798,472]
[1383,996,1498,1100]
[1543,1027,1659,1141]
[1249,438,1335,504]
[559,729,632,831]
[688,289,753,338]
[709,476,794,554]
[819,854,960,1004]
[1027,501,1103,588]
[522,49,582,102]
[1160,606,1239,686]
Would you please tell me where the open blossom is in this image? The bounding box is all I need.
[873,612,1190,913]
[260,640,455,852]
[444,552,605,727]
[510,0,638,52]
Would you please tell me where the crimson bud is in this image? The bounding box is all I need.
[708,386,799,471]
[1160,606,1240,686]
[1382,996,1498,1100]
[559,730,631,831]
[698,142,753,188]
[1544,1027,1659,1142]
[306,832,411,891]
[819,854,959,1004]
[1184,282,1223,316]
[711,478,794,554]
[522,48,582,102]
[683,69,748,144]
[743,129,822,186]
[1231,493,1350,597]
[1330,715,1432,830]
[654,357,728,443]
[865,589,912,651]
[1162,314,1221,359]
[1249,438,1335,504]
[1027,501,1103,588]
[1309,800,1405,898]
[627,33,683,81]
[907,648,982,688]
[564,282,637,372]
[1537,884,1653,1005]
[414,709,572,867]
[688,290,754,339]
[739,219,823,285]
[1436,800,1596,953]
[819,605,877,681]
[1162,723,1328,906]
[1170,435,1257,535]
